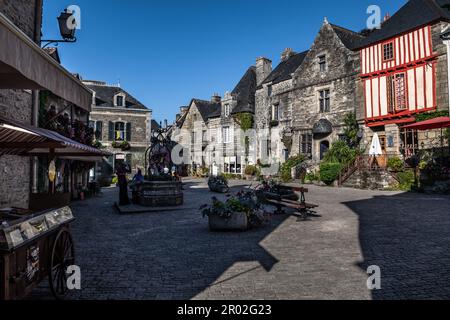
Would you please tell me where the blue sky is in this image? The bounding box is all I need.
[42,0,407,123]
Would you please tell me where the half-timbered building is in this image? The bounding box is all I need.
[355,0,450,157]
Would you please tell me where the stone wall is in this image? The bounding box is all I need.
[432,21,450,113]
[0,0,39,39]
[343,169,399,190]
[0,90,32,208]
[0,0,41,208]
[90,109,151,146]
[90,108,152,174]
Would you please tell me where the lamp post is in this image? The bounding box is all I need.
[41,9,78,48]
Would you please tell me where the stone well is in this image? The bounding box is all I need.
[138,181,183,207]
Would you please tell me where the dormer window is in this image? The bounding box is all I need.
[116,95,124,107]
[114,93,126,107]
[318,55,327,72]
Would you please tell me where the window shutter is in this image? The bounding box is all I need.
[96,121,103,140]
[108,121,114,141]
[126,122,132,141]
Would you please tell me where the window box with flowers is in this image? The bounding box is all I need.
[112,141,131,151]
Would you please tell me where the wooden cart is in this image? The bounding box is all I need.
[0,207,75,300]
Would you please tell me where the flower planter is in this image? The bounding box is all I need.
[208,212,248,231]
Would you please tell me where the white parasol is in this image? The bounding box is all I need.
[369,133,383,157]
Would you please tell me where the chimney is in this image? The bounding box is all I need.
[211,93,221,103]
[383,13,390,22]
[281,48,296,62]
[256,57,272,86]
[180,106,188,115]
[164,119,168,128]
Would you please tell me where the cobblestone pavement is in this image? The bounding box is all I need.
[29,179,450,300]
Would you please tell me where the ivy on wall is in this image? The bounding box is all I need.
[415,110,449,122]
[233,112,254,164]
[233,113,254,132]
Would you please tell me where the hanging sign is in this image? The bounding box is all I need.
[48,160,56,182]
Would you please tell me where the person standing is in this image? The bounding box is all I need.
[116,163,130,206]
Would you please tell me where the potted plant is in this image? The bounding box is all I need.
[208,175,230,193]
[200,192,269,231]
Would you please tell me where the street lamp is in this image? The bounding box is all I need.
[42,9,78,48]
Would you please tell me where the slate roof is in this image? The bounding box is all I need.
[151,119,161,131]
[192,99,221,121]
[84,83,149,110]
[259,50,309,88]
[231,66,257,114]
[330,24,366,50]
[355,0,450,49]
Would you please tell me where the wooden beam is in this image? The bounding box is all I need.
[0,142,65,149]
[26,152,104,157]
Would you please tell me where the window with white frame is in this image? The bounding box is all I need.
[222,126,231,144]
[224,104,231,117]
[319,89,331,113]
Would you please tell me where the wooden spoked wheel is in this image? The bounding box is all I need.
[49,229,75,300]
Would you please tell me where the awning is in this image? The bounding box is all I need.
[0,12,92,112]
[313,119,333,135]
[402,117,450,130]
[0,116,110,158]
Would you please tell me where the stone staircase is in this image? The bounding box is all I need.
[338,155,399,190]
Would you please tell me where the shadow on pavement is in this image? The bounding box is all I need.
[344,192,450,299]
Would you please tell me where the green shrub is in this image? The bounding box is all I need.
[323,140,358,165]
[244,165,260,176]
[396,170,415,191]
[320,163,343,185]
[280,155,306,182]
[387,157,405,172]
[305,171,319,182]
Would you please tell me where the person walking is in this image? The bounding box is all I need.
[116,163,130,206]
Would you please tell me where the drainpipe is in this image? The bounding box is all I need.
[31,0,43,193]
[441,31,450,115]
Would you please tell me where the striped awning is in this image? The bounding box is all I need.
[0,116,110,158]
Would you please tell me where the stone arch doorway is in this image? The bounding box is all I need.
[320,140,330,160]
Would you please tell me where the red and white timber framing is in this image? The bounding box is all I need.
[360,25,437,127]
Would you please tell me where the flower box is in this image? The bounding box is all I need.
[208,212,248,231]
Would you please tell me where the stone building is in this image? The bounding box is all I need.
[1,0,99,209]
[172,66,257,176]
[83,81,152,181]
[0,0,42,208]
[255,19,365,164]
[355,0,450,158]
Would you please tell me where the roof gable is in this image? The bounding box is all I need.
[231,66,257,114]
[356,0,450,49]
[85,83,149,111]
[259,50,309,88]
[330,23,366,50]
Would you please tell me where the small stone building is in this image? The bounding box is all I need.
[84,81,152,182]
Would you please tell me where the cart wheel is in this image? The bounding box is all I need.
[49,229,75,300]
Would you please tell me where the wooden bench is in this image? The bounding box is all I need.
[257,186,319,220]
